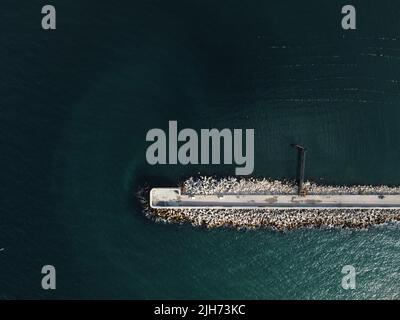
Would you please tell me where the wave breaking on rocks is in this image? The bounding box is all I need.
[139,177,400,231]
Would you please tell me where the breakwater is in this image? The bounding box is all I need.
[140,177,400,230]
[182,177,400,195]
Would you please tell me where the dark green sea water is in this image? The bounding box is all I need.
[1,1,399,299]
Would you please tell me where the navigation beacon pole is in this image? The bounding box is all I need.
[292,144,307,196]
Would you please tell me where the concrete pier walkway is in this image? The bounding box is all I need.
[150,188,400,209]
